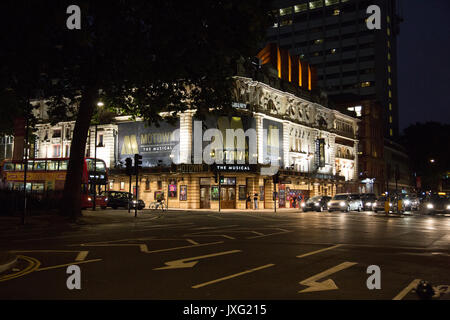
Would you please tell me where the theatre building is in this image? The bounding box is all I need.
[104,76,359,210]
[31,45,359,210]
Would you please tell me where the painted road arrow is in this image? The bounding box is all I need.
[298,262,357,293]
[153,250,242,270]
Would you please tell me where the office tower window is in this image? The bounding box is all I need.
[389,90,392,98]
[295,4,308,13]
[389,103,392,111]
[280,7,293,16]
[388,78,392,85]
[389,116,393,124]
[388,65,391,73]
[390,129,393,137]
[310,0,324,10]
[387,28,391,36]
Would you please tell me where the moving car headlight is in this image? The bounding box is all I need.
[404,200,411,206]
[340,202,346,207]
[366,202,372,206]
[426,203,434,209]
[301,203,306,207]
[315,202,320,206]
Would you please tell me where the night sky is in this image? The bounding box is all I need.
[397,0,450,133]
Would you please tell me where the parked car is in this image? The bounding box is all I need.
[327,193,362,212]
[422,194,450,214]
[302,196,332,212]
[361,193,377,211]
[100,191,145,210]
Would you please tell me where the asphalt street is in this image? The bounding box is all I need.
[0,209,449,300]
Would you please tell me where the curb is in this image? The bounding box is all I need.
[0,252,18,274]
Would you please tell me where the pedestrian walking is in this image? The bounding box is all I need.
[253,193,258,209]
[246,194,251,209]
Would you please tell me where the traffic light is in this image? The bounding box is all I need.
[272,173,279,184]
[125,158,133,176]
[134,154,142,175]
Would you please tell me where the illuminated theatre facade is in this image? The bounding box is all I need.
[109,77,359,209]
[33,76,359,210]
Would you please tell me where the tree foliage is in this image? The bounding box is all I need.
[0,0,272,218]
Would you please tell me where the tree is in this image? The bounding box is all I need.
[0,1,272,219]
[401,122,450,191]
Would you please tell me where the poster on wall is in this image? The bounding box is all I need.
[238,185,247,201]
[118,120,180,167]
[180,185,187,201]
[168,183,177,198]
[315,138,325,168]
[211,186,219,201]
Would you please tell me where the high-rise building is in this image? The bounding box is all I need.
[267,0,401,140]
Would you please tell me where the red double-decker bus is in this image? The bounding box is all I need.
[0,157,108,209]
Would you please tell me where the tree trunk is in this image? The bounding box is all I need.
[60,85,98,220]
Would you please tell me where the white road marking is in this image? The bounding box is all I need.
[192,264,276,289]
[154,250,242,270]
[296,244,343,258]
[393,279,421,300]
[299,262,357,293]
[247,229,292,239]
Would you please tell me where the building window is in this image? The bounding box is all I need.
[388,78,392,86]
[389,116,393,124]
[109,181,114,190]
[388,65,391,73]
[120,182,125,190]
[157,181,162,190]
[389,103,392,111]
[145,179,150,191]
[52,129,61,138]
[98,134,104,147]
[65,128,71,139]
[389,90,392,98]
[52,145,61,157]
[65,145,70,157]
[390,129,393,137]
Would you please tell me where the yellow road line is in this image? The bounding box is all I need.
[142,241,224,254]
[186,239,199,245]
[192,264,275,289]
[0,255,40,282]
[393,279,421,300]
[75,251,89,261]
[36,259,102,272]
[296,244,343,258]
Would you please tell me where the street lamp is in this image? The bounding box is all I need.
[92,101,104,210]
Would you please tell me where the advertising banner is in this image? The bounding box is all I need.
[262,119,283,165]
[118,120,179,167]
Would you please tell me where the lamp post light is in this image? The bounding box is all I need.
[92,101,104,211]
